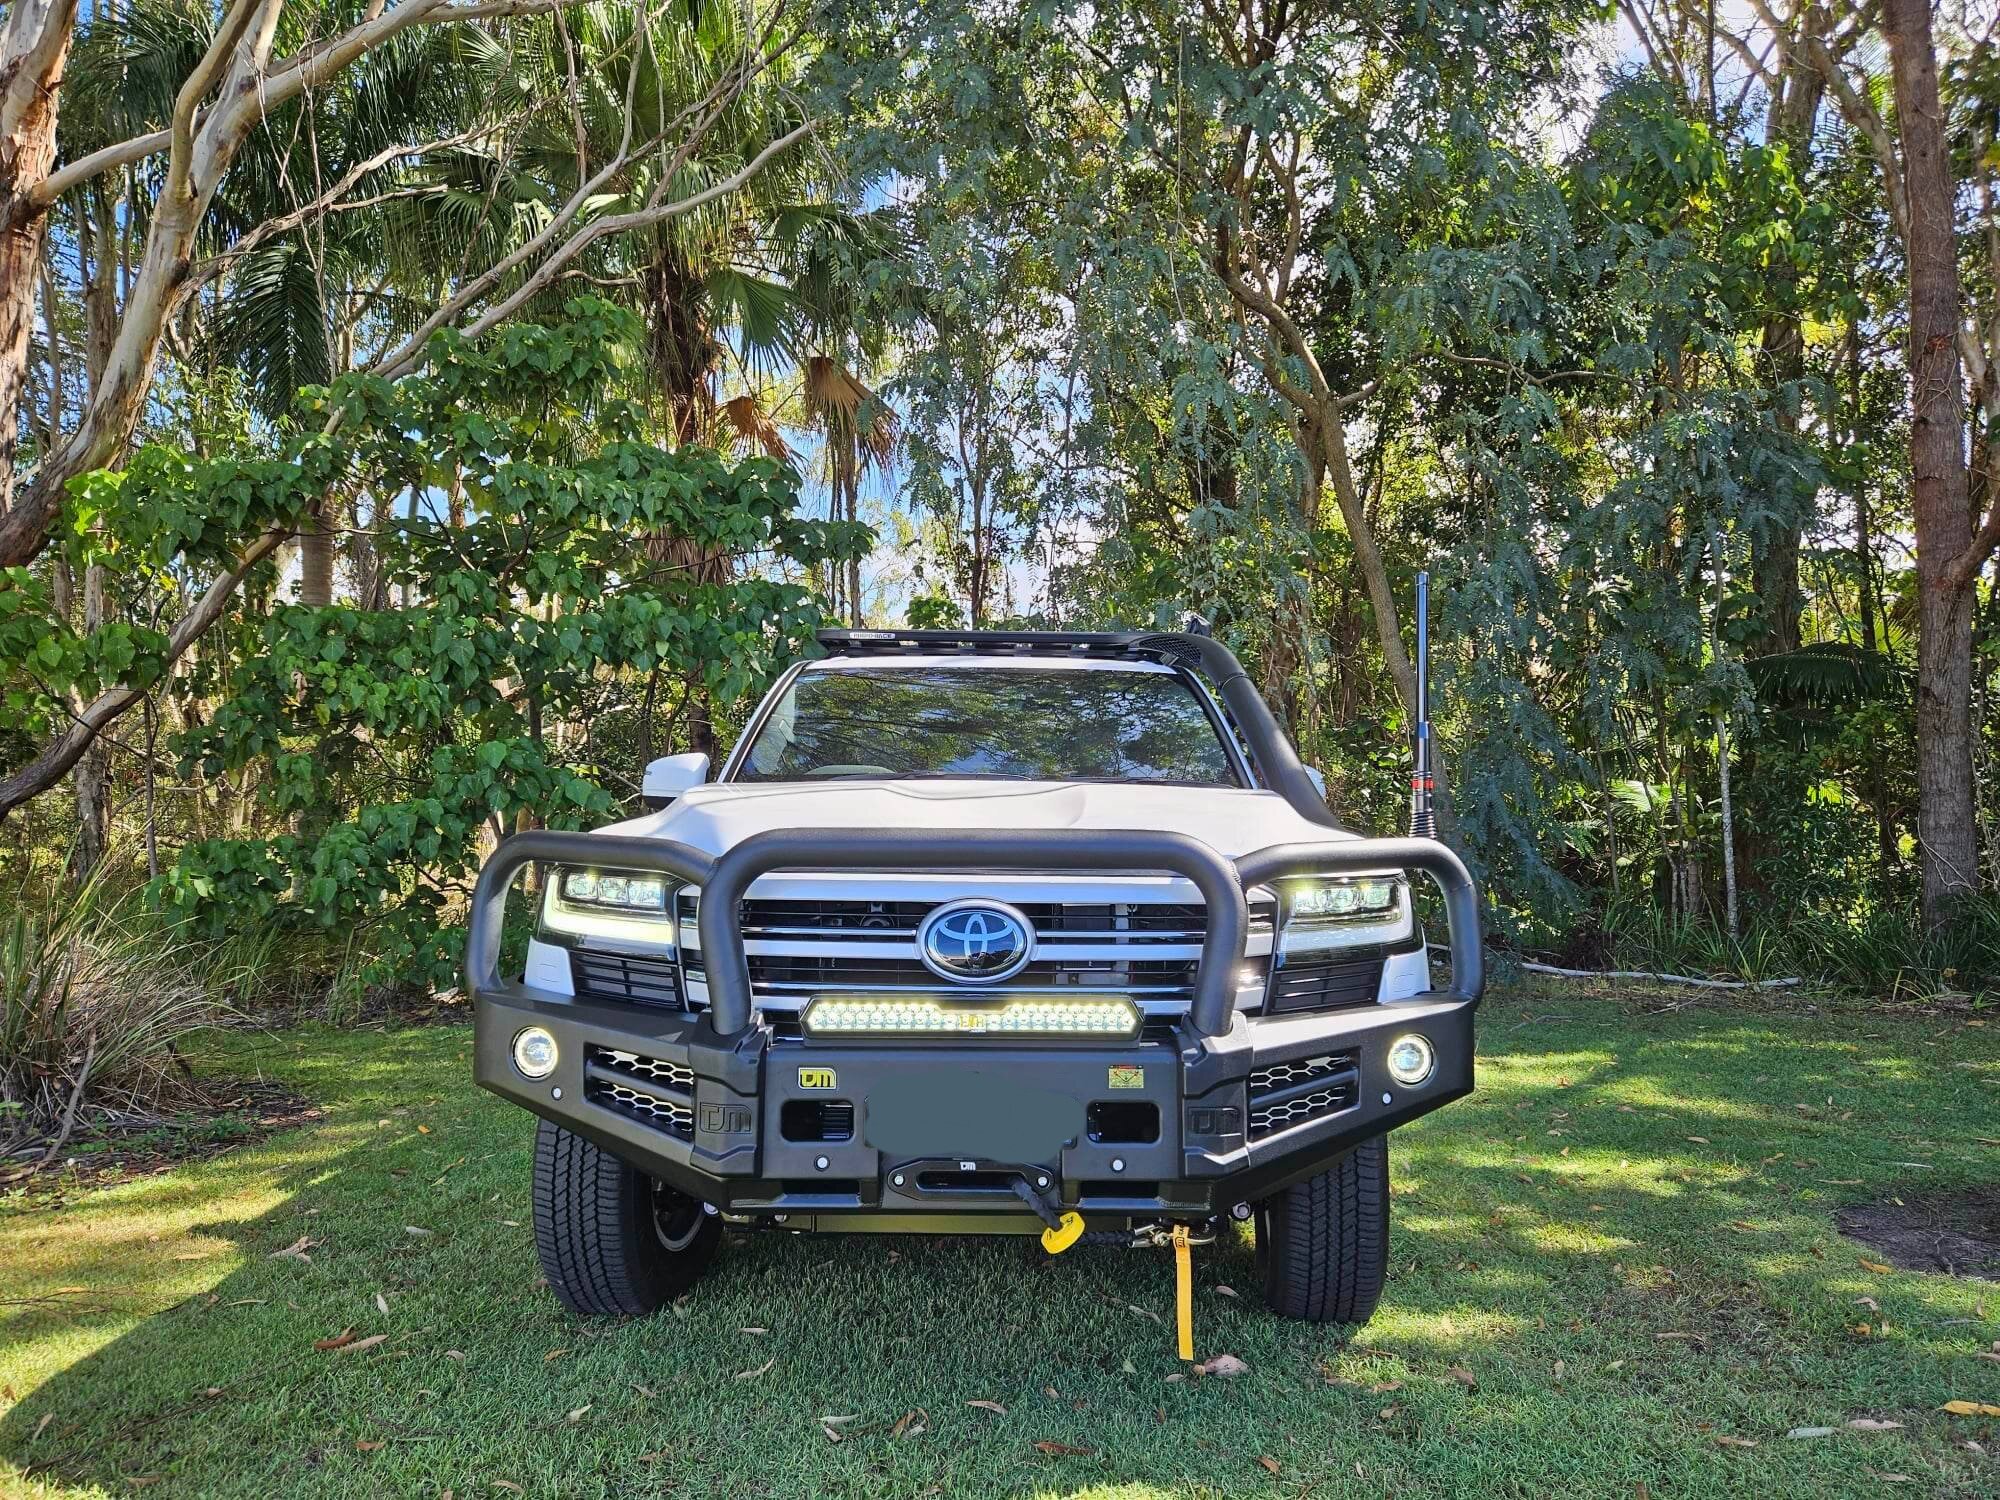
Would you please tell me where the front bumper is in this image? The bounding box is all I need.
[475,989,1473,1216]
[467,827,1482,1221]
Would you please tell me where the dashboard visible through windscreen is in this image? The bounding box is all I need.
[734,666,1243,785]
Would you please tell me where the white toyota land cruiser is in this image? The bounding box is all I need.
[466,626,1481,1336]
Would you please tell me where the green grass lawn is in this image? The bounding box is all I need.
[3,985,1998,1498]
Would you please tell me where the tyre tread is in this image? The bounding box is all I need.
[1258,1134,1390,1324]
[531,1120,714,1315]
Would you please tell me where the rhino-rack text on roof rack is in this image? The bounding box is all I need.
[814,628,1154,658]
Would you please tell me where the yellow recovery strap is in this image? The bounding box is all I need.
[1172,1224,1194,1361]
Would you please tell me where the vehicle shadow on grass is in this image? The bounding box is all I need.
[2,1006,1996,1498]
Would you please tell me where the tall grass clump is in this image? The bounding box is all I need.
[0,883,233,1168]
[1595,892,2000,1000]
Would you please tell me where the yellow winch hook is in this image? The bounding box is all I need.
[1040,1210,1085,1254]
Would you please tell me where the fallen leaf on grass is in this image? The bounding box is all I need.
[1846,1419,1904,1432]
[1033,1441,1096,1457]
[375,1292,390,1317]
[820,1422,845,1443]
[1942,1400,2000,1417]
[1127,1304,1163,1325]
[1685,1136,1709,1145]
[1449,1366,1477,1389]
[314,1328,358,1351]
[566,1406,591,1424]
[890,1408,928,1439]
[1713,1434,1758,1449]
[1867,1472,1915,1484]
[444,1350,466,1361]
[739,1326,769,1335]
[1858,1258,1894,1274]
[1256,1455,1281,1474]
[30,1414,51,1442]
[1368,1380,1404,1394]
[224,1299,266,1308]
[356,1440,384,1452]
[405,1226,434,1237]
[1213,1284,1238,1298]
[1195,1354,1249,1377]
[269,1236,318,1264]
[968,1400,1007,1416]
[1786,1426,1835,1439]
[543,1349,568,1363]
[335,1334,387,1355]
[1855,1297,1880,1311]
[491,1483,523,1495]
[735,1359,775,1380]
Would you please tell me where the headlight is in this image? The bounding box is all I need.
[1285,875,1404,924]
[556,868,669,913]
[540,866,678,943]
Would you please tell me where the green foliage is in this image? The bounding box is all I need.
[14,298,868,989]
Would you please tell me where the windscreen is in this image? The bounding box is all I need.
[737,666,1240,785]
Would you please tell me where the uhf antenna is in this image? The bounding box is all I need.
[1409,570,1437,840]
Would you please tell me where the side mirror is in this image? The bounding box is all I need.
[1304,766,1327,801]
[642,751,709,810]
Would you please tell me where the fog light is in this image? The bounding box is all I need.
[512,1026,559,1079]
[1386,1033,1435,1086]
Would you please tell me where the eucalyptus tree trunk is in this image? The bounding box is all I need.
[1883,0,1980,926]
[0,0,78,516]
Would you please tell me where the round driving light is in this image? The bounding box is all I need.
[512,1026,559,1079]
[1386,1033,1435,1087]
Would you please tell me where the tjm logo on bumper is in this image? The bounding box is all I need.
[797,1067,838,1090]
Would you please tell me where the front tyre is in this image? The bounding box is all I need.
[531,1119,720,1315]
[1255,1134,1390,1324]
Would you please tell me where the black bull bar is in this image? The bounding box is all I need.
[465,827,1484,1038]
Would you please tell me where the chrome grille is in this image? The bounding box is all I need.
[677,891,1274,1015]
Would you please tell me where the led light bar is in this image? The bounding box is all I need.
[803,994,1142,1038]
